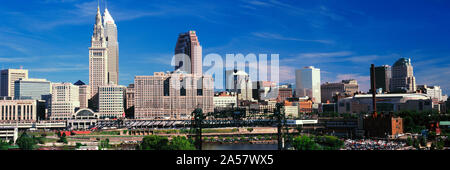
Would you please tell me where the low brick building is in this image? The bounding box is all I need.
[364,114,403,138]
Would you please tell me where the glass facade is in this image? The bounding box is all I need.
[14,79,51,100]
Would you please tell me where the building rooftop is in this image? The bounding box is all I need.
[103,8,115,25]
[74,80,86,86]
[17,78,48,82]
[352,93,430,99]
[393,58,412,67]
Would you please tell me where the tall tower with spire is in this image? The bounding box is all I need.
[89,6,108,101]
[104,7,119,85]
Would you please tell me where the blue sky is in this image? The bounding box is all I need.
[0,0,449,95]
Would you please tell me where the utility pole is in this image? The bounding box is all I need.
[234,69,239,108]
[191,108,204,150]
[274,103,285,150]
[370,64,378,118]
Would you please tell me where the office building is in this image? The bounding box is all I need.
[391,58,416,93]
[104,8,119,85]
[296,66,321,103]
[277,88,293,103]
[417,85,444,101]
[285,97,313,114]
[50,83,80,120]
[374,65,391,93]
[14,78,51,100]
[74,80,90,109]
[134,72,214,120]
[213,93,237,109]
[126,84,135,110]
[0,69,28,98]
[174,31,202,76]
[98,85,125,119]
[321,79,359,103]
[0,99,38,122]
[284,106,299,118]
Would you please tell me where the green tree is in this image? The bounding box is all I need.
[437,137,445,150]
[58,133,68,144]
[98,138,110,150]
[75,143,83,149]
[316,136,344,150]
[427,131,436,140]
[16,132,36,150]
[295,126,303,135]
[36,137,46,144]
[413,138,420,149]
[0,140,9,150]
[406,137,413,146]
[168,136,195,150]
[137,135,169,150]
[257,135,262,140]
[292,136,321,150]
[420,136,427,147]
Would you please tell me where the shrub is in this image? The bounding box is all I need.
[247,128,254,132]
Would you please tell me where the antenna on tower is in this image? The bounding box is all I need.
[105,0,108,9]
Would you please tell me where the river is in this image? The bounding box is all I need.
[203,143,278,150]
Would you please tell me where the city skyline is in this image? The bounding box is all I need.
[0,0,449,95]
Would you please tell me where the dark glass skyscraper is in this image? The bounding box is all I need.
[374,65,391,93]
[174,31,202,76]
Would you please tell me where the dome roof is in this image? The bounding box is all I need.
[75,109,96,117]
[393,58,412,67]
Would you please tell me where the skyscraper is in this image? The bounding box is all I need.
[0,69,28,98]
[104,8,119,85]
[295,66,321,103]
[89,6,108,100]
[174,31,203,76]
[374,65,392,93]
[391,58,416,93]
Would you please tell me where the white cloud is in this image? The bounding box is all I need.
[30,66,88,73]
[252,32,333,44]
[415,65,450,95]
[298,51,353,58]
[0,57,33,63]
[278,65,296,83]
